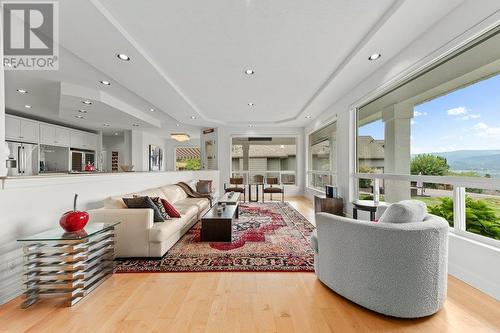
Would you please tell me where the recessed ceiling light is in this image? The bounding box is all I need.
[149,108,155,112]
[103,123,110,127]
[100,80,111,85]
[117,53,131,61]
[280,145,285,149]
[248,102,254,106]
[17,89,28,94]
[82,100,92,105]
[245,69,255,75]
[368,53,381,61]
[75,115,85,119]
[190,116,197,119]
[78,109,88,114]
[114,132,119,136]
[132,124,139,127]
[305,115,312,119]
[24,105,32,109]
[176,123,180,127]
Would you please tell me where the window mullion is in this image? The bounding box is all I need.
[453,186,466,231]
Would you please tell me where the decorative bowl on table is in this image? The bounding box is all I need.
[119,164,134,172]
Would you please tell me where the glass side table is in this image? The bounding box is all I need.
[17,222,120,308]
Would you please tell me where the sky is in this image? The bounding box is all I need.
[358,73,500,154]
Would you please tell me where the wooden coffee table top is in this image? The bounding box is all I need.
[218,192,241,204]
[202,204,238,220]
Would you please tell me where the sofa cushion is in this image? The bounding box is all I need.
[104,196,127,209]
[123,196,165,222]
[149,217,188,243]
[133,188,166,200]
[159,184,188,203]
[176,198,210,214]
[172,203,198,221]
[379,200,428,223]
[186,179,197,191]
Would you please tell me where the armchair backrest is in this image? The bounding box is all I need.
[266,177,279,185]
[230,177,244,186]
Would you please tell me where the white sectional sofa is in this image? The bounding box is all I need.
[88,182,211,258]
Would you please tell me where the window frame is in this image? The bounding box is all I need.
[351,25,500,247]
[229,134,299,186]
[306,118,338,193]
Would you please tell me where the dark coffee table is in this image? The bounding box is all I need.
[201,203,238,242]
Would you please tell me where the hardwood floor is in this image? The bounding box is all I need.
[1,196,499,333]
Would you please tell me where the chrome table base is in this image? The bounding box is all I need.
[20,228,116,308]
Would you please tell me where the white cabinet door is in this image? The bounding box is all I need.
[55,128,70,146]
[70,131,85,149]
[5,115,21,140]
[84,133,98,151]
[40,124,56,145]
[20,120,39,142]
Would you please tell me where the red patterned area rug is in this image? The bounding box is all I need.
[115,202,315,273]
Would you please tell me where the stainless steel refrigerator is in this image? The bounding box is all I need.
[6,141,39,176]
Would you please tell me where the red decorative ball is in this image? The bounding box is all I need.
[59,211,89,232]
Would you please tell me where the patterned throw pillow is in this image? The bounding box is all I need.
[160,198,181,218]
[123,196,164,222]
[151,197,169,220]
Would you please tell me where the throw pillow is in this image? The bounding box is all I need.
[196,180,213,194]
[151,197,169,220]
[123,196,165,222]
[160,198,181,218]
[379,200,428,224]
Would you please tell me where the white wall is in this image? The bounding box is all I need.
[102,133,131,172]
[130,131,169,172]
[304,2,500,299]
[217,126,305,196]
[0,170,219,304]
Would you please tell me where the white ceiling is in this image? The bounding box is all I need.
[4,0,466,132]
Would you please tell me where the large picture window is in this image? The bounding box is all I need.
[230,137,297,185]
[355,28,500,243]
[308,122,337,191]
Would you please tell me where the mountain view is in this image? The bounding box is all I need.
[421,150,500,177]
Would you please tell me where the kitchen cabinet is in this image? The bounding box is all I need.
[70,131,98,150]
[41,124,71,147]
[5,115,21,140]
[55,127,70,146]
[84,133,98,151]
[6,114,99,151]
[40,124,56,145]
[70,131,85,149]
[5,115,39,143]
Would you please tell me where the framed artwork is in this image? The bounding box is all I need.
[149,145,163,171]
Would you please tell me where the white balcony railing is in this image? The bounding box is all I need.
[231,170,297,185]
